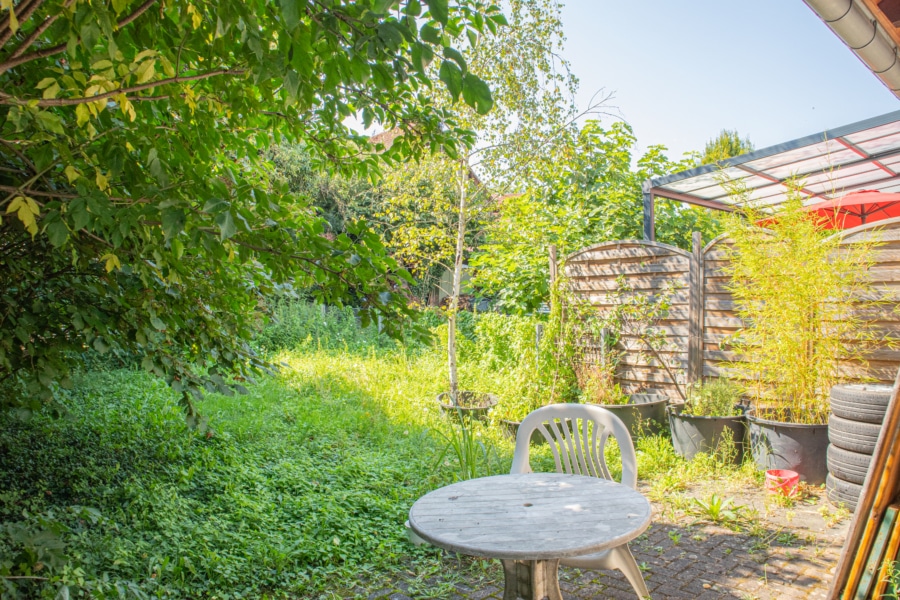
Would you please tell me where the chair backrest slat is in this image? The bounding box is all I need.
[560,419,582,475]
[510,404,637,489]
[581,418,599,478]
[538,422,564,473]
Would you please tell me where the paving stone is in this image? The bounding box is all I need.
[316,490,848,600]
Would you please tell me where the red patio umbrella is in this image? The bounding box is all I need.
[805,190,900,230]
[757,190,900,230]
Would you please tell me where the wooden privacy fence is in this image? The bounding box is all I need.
[563,217,900,398]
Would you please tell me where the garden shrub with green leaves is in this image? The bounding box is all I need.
[683,378,744,417]
[254,299,396,355]
[724,189,883,424]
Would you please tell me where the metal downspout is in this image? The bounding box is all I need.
[804,0,900,99]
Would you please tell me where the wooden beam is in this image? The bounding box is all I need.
[688,232,704,384]
[854,505,899,598]
[872,508,900,598]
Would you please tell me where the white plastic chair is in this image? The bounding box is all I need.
[511,403,649,599]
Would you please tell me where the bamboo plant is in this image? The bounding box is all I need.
[723,186,882,424]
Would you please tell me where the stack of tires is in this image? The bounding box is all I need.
[827,384,893,511]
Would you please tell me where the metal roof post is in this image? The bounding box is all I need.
[642,180,655,241]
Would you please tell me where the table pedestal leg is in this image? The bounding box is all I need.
[500,559,563,600]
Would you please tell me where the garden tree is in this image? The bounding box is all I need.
[471,120,724,313]
[268,144,377,237]
[374,0,584,271]
[444,0,593,403]
[460,0,584,189]
[698,129,754,165]
[375,154,488,301]
[368,0,585,403]
[0,0,505,412]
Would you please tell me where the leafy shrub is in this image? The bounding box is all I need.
[724,189,882,423]
[255,299,396,354]
[683,378,743,417]
[576,363,628,405]
[470,312,539,370]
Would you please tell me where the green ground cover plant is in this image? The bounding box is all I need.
[0,359,461,599]
[1,304,765,598]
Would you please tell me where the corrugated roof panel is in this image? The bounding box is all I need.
[665,174,777,202]
[661,174,724,194]
[856,131,900,155]
[741,183,790,202]
[660,167,748,194]
[742,139,847,172]
[844,121,900,144]
[802,162,880,186]
[681,184,738,201]
[646,112,900,219]
[743,194,795,212]
[737,174,781,190]
[762,148,859,180]
[805,169,889,194]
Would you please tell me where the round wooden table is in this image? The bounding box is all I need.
[408,473,652,600]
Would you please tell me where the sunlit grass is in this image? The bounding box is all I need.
[1,333,763,598]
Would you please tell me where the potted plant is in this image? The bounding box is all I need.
[723,187,879,484]
[667,378,747,463]
[495,396,547,445]
[437,390,498,420]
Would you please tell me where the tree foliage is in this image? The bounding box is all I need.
[267,144,377,237]
[376,155,487,281]
[367,0,580,323]
[0,0,505,410]
[471,120,724,313]
[698,129,754,165]
[461,0,581,188]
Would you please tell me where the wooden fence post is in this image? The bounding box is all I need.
[688,232,704,385]
[549,244,558,311]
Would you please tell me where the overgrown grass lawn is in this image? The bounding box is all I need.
[0,350,480,599]
[1,338,760,599]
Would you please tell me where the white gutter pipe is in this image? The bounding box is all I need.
[804,0,900,99]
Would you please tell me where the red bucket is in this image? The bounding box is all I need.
[765,469,799,496]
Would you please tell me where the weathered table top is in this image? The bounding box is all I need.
[408,473,651,561]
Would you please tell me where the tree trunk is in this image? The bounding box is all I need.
[448,158,468,406]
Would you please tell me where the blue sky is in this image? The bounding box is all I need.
[560,1,899,161]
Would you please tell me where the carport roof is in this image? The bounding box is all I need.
[645,110,900,214]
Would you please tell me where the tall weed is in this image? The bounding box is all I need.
[255,299,395,354]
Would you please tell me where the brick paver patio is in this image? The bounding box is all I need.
[356,485,849,600]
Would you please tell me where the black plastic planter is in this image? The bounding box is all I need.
[746,409,829,485]
[437,392,498,421]
[598,394,669,438]
[499,418,547,446]
[667,404,747,464]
